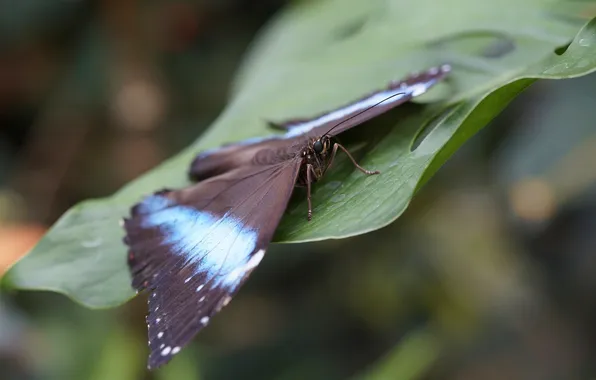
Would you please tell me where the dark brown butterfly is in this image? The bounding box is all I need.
[123,64,451,369]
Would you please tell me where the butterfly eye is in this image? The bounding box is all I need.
[313,140,324,154]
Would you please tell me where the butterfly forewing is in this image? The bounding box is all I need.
[125,158,302,369]
[189,65,451,183]
[272,64,451,138]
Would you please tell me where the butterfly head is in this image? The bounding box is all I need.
[301,136,333,180]
[312,136,331,156]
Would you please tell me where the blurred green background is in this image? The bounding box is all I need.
[2,0,596,379]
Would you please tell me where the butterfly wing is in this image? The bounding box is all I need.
[270,64,451,138]
[188,135,304,181]
[188,66,450,184]
[124,158,301,369]
[124,64,450,369]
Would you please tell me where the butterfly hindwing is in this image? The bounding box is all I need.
[125,158,302,369]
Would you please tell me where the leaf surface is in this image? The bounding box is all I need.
[6,0,596,308]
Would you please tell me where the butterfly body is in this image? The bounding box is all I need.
[124,64,451,369]
[296,136,331,184]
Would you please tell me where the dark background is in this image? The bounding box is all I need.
[1,1,596,379]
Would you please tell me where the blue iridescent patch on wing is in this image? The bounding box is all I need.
[140,195,258,289]
[282,88,409,137]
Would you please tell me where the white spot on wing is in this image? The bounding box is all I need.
[157,332,164,338]
[222,295,232,307]
[196,284,204,292]
[223,249,266,285]
[248,249,265,269]
[184,276,192,283]
[172,347,181,354]
[161,346,171,356]
[410,83,430,97]
[200,316,209,324]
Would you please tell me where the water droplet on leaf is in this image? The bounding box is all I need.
[543,62,569,75]
[325,181,342,190]
[82,237,103,248]
[330,194,346,203]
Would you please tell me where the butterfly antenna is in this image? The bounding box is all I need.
[323,92,406,137]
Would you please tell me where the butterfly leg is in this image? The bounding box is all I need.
[306,164,317,221]
[330,143,380,175]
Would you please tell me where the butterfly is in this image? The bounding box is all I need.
[123,64,451,369]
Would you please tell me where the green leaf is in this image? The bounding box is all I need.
[6,0,596,308]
